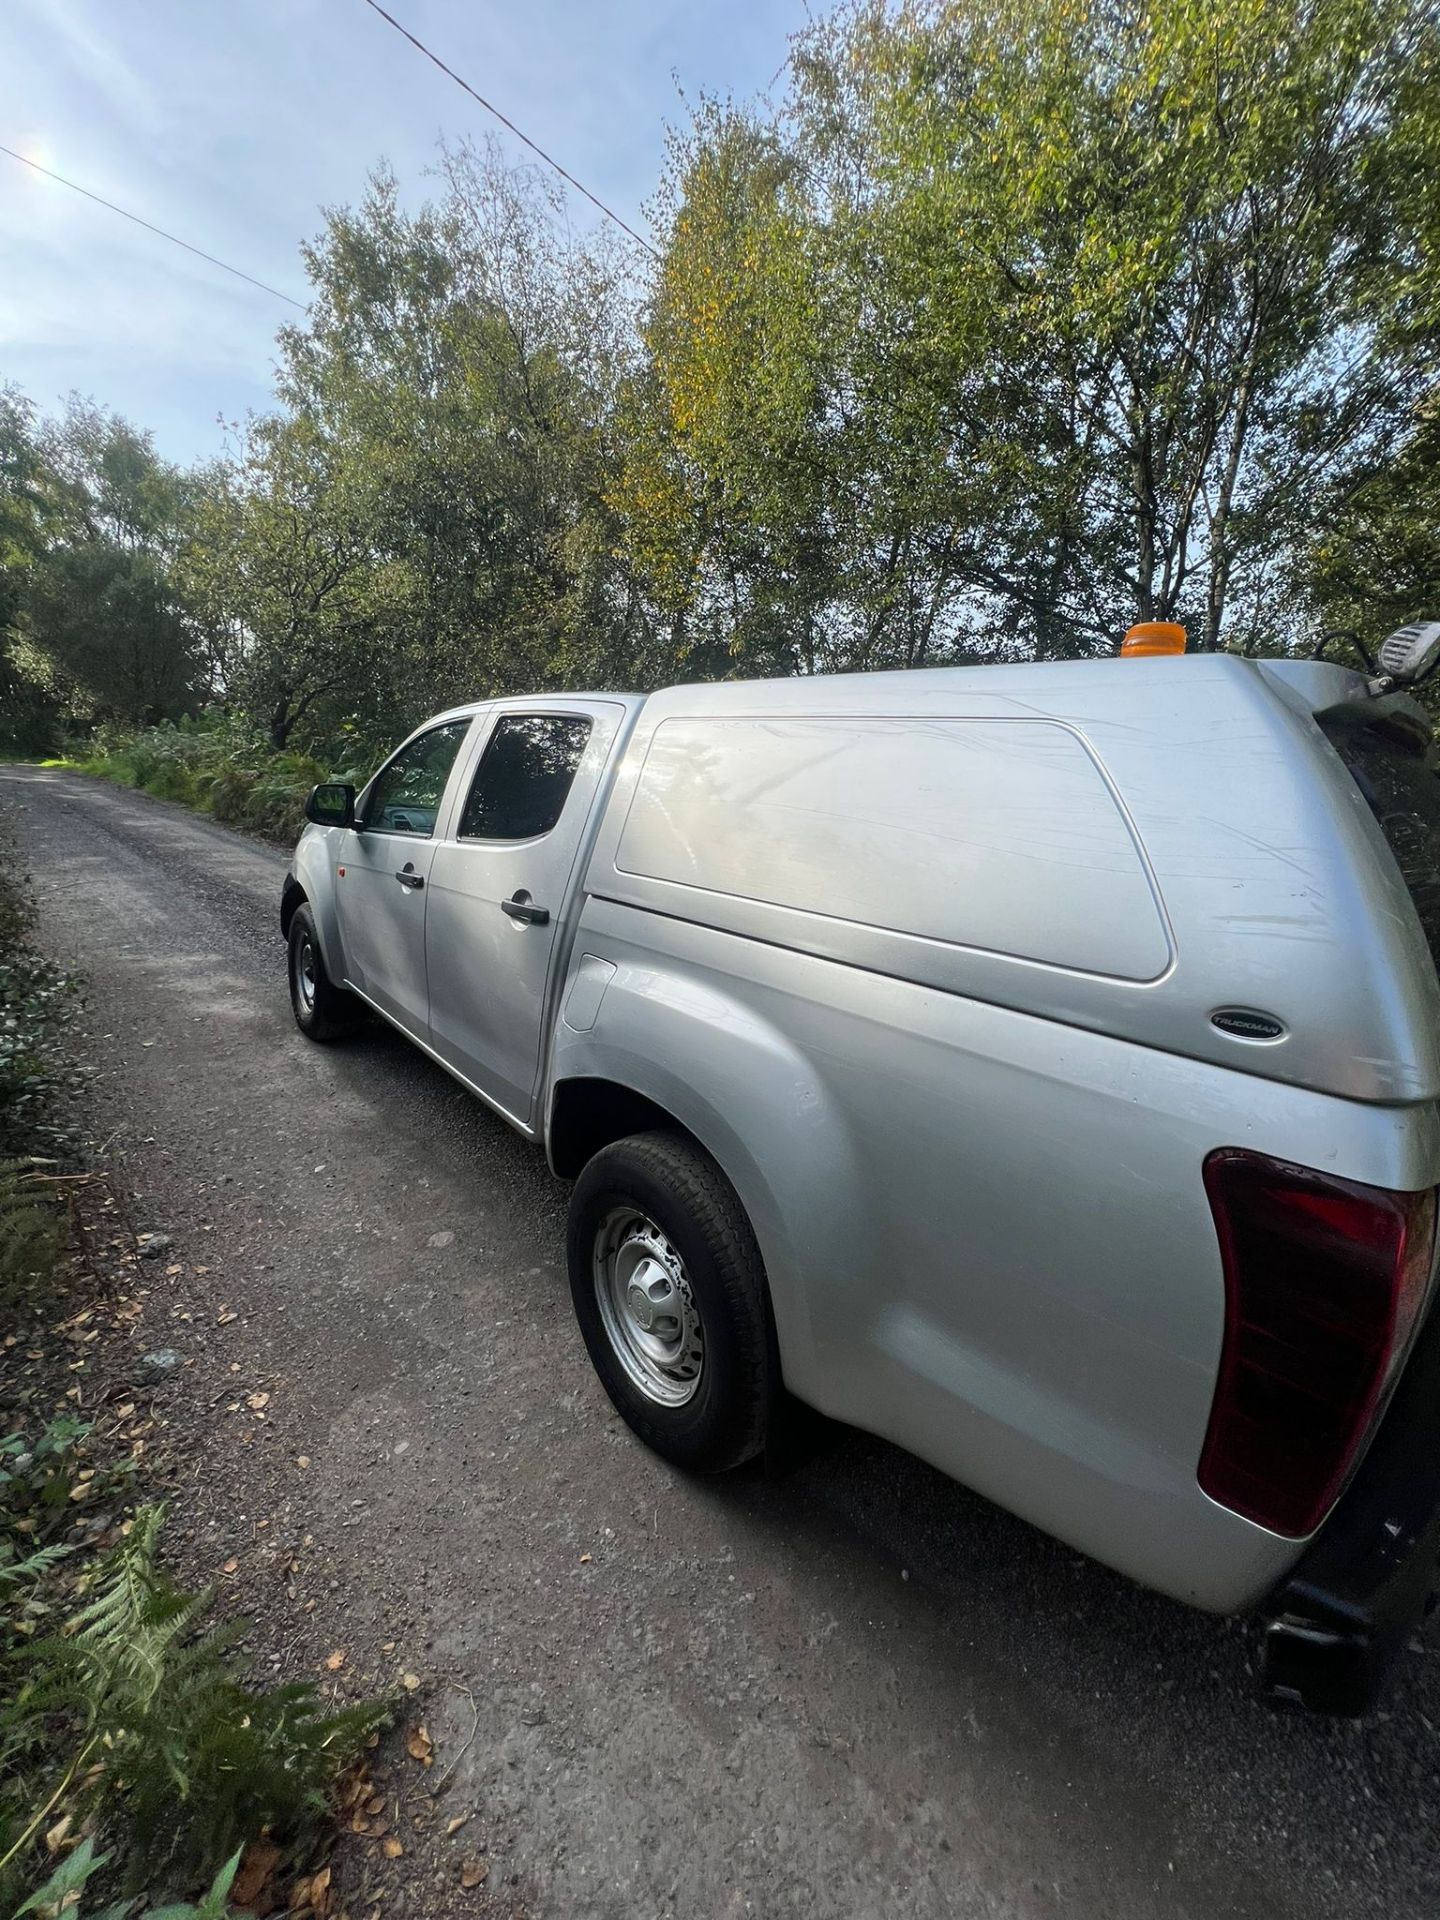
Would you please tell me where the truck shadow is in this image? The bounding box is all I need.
[737,1414,1439,1917]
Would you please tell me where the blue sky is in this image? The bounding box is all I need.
[1,0,808,466]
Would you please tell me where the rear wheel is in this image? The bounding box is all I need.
[287,903,362,1043]
[567,1131,775,1472]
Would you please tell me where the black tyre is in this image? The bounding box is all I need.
[567,1130,776,1472]
[287,903,363,1043]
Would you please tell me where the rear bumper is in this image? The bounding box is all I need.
[1259,1296,1440,1715]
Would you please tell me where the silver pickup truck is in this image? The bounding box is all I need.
[282,630,1440,1713]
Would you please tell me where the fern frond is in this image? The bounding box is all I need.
[3,1505,387,1903]
[0,1541,72,1590]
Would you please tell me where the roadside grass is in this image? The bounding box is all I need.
[53,718,372,846]
[0,823,388,1918]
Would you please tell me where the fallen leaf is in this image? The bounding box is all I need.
[44,1812,72,1854]
[382,1836,404,1859]
[445,1813,470,1836]
[165,1263,183,1276]
[247,1392,270,1411]
[401,1671,421,1691]
[217,1309,238,1326]
[365,1794,386,1816]
[325,1649,346,1671]
[230,1836,282,1907]
[115,1401,136,1418]
[579,1552,592,1564]
[223,1558,239,1575]
[460,1856,489,1888]
[406,1725,434,1766]
[310,1862,332,1911]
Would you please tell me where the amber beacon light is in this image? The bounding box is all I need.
[1122,620,1187,657]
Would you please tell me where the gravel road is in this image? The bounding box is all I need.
[4,763,1439,1920]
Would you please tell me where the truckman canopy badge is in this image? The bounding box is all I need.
[1210,1007,1287,1041]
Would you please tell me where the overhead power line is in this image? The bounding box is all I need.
[0,142,308,310]
[357,0,659,259]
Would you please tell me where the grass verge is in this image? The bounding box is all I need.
[54,718,371,846]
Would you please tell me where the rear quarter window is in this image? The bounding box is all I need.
[614,715,1170,981]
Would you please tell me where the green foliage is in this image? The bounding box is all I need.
[0,1409,82,1652]
[1302,398,1440,643]
[1,1411,137,1675]
[1,396,209,748]
[75,717,345,845]
[9,1837,243,1920]
[0,1417,93,1552]
[211,140,656,747]
[1,1508,387,1910]
[626,0,1439,663]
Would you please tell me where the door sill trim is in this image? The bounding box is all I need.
[342,981,538,1140]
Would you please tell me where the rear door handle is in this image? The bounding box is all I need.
[394,866,424,891]
[501,894,549,926]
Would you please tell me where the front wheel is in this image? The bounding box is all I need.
[566,1131,776,1472]
[287,904,363,1043]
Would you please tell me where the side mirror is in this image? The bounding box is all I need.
[304,782,356,828]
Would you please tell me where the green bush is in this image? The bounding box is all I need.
[71,719,342,845]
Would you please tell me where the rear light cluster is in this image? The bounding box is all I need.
[1200,1149,1438,1538]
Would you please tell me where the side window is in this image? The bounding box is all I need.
[360,720,471,836]
[459,715,592,841]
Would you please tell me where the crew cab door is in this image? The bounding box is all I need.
[335,717,475,1034]
[425,701,625,1127]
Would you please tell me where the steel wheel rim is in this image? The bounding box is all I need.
[294,935,317,1012]
[592,1206,704,1408]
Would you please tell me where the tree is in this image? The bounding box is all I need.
[1302,399,1440,646]
[1,393,208,739]
[625,0,1440,665]
[0,388,63,750]
[185,414,382,752]
[226,140,656,754]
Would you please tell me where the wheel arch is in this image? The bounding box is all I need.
[280,875,307,939]
[287,831,349,982]
[545,1005,860,1409]
[548,1077,696,1180]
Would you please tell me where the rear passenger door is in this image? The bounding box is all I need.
[425,702,625,1126]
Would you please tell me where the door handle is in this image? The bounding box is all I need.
[501,893,549,926]
[394,866,424,891]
